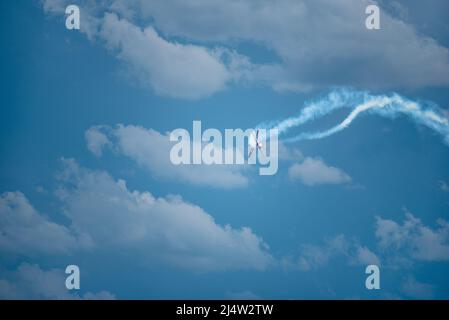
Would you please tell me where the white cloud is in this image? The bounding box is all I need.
[295,244,332,271]
[355,245,381,266]
[284,234,379,271]
[85,126,110,157]
[0,263,115,300]
[99,13,230,99]
[85,125,249,189]
[43,0,280,94]
[43,0,449,95]
[42,1,233,98]
[117,0,449,91]
[0,191,90,256]
[288,157,351,186]
[375,212,449,261]
[1,159,270,272]
[56,159,271,271]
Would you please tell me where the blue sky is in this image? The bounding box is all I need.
[1,0,449,299]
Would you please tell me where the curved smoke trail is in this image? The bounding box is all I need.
[259,88,449,145]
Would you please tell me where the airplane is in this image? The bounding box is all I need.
[248,129,263,158]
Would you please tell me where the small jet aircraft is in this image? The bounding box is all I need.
[248,129,263,158]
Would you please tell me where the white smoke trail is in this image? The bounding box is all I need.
[259,88,449,145]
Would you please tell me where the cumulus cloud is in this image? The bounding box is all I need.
[0,263,115,300]
[85,126,111,157]
[355,245,381,266]
[288,157,351,186]
[1,158,270,271]
[43,0,449,96]
[42,1,239,99]
[55,159,271,271]
[99,13,230,99]
[116,0,449,91]
[283,234,380,271]
[0,191,90,256]
[375,212,449,261]
[85,124,249,189]
[42,0,281,97]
